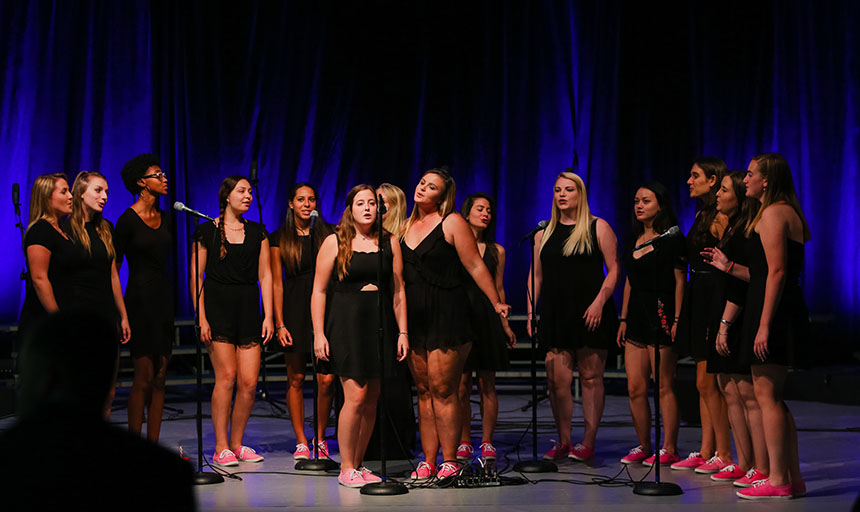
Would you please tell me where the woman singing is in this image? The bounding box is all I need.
[269,182,336,460]
[456,193,516,462]
[673,157,734,474]
[65,171,132,416]
[18,173,74,339]
[115,154,173,441]
[616,182,685,467]
[401,167,510,481]
[311,185,409,488]
[528,172,620,462]
[191,175,274,466]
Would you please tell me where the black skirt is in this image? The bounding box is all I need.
[204,281,262,346]
[324,289,398,379]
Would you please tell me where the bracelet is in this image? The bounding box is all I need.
[276,325,286,331]
[720,318,732,327]
[399,331,408,337]
[618,318,627,323]
[727,261,735,273]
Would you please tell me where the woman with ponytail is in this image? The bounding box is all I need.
[191,175,274,466]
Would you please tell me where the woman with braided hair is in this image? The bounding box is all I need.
[191,175,274,466]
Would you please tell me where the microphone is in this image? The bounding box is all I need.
[309,209,319,231]
[520,220,549,243]
[173,201,215,221]
[633,225,681,250]
[377,193,388,215]
[12,183,21,216]
[249,159,258,185]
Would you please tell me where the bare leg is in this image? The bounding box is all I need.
[698,361,732,461]
[737,375,769,473]
[355,379,381,467]
[428,343,471,463]
[458,372,473,445]
[624,343,652,451]
[576,348,607,449]
[128,356,154,436]
[338,377,369,472]
[316,373,336,442]
[783,402,803,487]
[284,352,308,445]
[207,342,238,453]
[104,352,120,420]
[720,374,751,470]
[545,349,575,446]
[476,371,498,444]
[228,343,261,451]
[696,361,715,459]
[650,345,679,454]
[408,348,438,465]
[752,364,792,486]
[146,355,169,441]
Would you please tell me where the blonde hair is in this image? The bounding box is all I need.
[745,153,811,241]
[378,183,407,239]
[539,171,595,256]
[404,167,456,236]
[69,171,115,260]
[335,185,382,280]
[26,173,69,234]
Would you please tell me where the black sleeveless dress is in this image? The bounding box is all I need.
[115,208,174,359]
[624,232,686,347]
[193,220,268,346]
[706,226,750,375]
[401,218,472,350]
[464,248,510,371]
[539,220,618,351]
[268,230,315,354]
[740,232,808,367]
[676,215,723,362]
[62,219,119,336]
[324,241,398,378]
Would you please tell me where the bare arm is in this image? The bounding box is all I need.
[258,237,274,344]
[310,234,338,361]
[111,258,131,343]
[616,277,631,346]
[526,230,544,337]
[26,245,59,313]
[189,241,210,343]
[584,219,620,331]
[446,214,510,317]
[715,300,742,356]
[753,206,790,360]
[671,267,685,341]
[495,244,516,346]
[390,237,409,361]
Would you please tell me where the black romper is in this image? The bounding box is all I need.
[676,215,723,362]
[740,232,808,368]
[18,219,80,339]
[539,220,618,352]
[194,220,268,346]
[464,248,510,371]
[115,208,174,359]
[706,226,750,375]
[324,240,398,379]
[401,217,472,350]
[62,219,119,335]
[624,233,686,347]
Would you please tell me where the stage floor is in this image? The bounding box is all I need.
[5,394,860,510]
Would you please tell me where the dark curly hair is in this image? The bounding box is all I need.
[120,153,161,195]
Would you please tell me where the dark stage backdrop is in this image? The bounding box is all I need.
[1,1,858,343]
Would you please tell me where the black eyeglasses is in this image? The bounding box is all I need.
[142,171,168,180]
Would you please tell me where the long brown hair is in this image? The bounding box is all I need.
[26,173,69,234]
[745,153,811,241]
[689,157,727,246]
[403,167,457,236]
[717,170,759,248]
[216,175,248,260]
[277,182,330,276]
[335,185,384,281]
[69,171,115,260]
[461,192,499,273]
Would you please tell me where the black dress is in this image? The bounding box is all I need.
[18,219,81,339]
[676,215,723,362]
[324,241,398,378]
[539,220,618,352]
[464,247,510,371]
[401,218,473,350]
[115,208,174,359]
[193,220,267,346]
[706,226,750,375]
[624,232,686,347]
[268,230,315,354]
[740,232,808,368]
[62,219,119,334]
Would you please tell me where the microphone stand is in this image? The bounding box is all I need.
[188,213,223,485]
[633,232,682,496]
[362,197,408,495]
[13,184,26,281]
[513,228,557,473]
[295,214,338,472]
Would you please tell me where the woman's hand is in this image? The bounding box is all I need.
[715,329,730,357]
[314,333,330,362]
[753,325,770,361]
[616,323,627,347]
[199,318,212,345]
[671,322,678,342]
[277,325,293,347]
[583,300,603,331]
[119,318,131,345]
[504,325,517,348]
[526,314,534,338]
[397,333,409,362]
[494,302,511,319]
[701,247,730,272]
[261,317,274,345]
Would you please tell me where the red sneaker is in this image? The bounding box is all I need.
[543,441,571,461]
[642,449,680,467]
[456,443,474,462]
[213,448,238,467]
[568,443,594,461]
[338,469,365,488]
[620,445,650,464]
[359,466,382,484]
[480,442,497,460]
[791,481,807,498]
[695,455,730,474]
[293,443,311,460]
[710,464,745,482]
[736,479,792,500]
[235,445,264,463]
[733,468,769,488]
[409,461,435,482]
[670,451,706,470]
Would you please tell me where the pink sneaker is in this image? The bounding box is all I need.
[410,461,435,481]
[293,443,311,460]
[235,446,264,463]
[791,481,807,498]
[568,443,594,461]
[480,442,497,460]
[695,455,730,474]
[733,468,769,488]
[213,448,238,467]
[670,451,706,470]
[620,445,650,464]
[543,441,571,460]
[436,462,460,480]
[359,466,382,484]
[313,439,332,459]
[710,464,745,482]
[456,443,474,461]
[643,449,680,467]
[736,479,792,500]
[338,469,366,488]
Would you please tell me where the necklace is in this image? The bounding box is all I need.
[227,225,244,232]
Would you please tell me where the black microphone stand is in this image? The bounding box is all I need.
[188,214,223,485]
[13,183,27,281]
[295,213,338,472]
[633,232,682,496]
[362,196,408,495]
[513,228,557,473]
